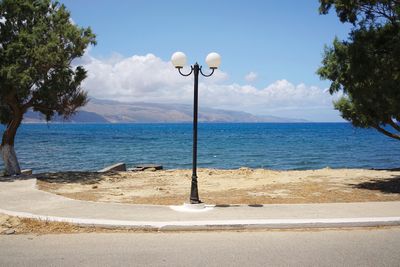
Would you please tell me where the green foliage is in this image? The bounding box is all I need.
[318,0,400,140]
[319,0,400,27]
[0,0,96,123]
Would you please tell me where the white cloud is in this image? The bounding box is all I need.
[78,52,339,121]
[245,71,258,82]
[80,53,227,102]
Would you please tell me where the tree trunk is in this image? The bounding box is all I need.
[1,144,21,176]
[1,114,23,176]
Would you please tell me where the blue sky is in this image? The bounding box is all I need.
[60,0,353,122]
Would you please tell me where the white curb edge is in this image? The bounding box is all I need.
[1,208,400,231]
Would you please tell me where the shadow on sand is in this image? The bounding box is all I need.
[36,172,106,185]
[0,172,106,185]
[352,176,400,194]
[370,167,400,172]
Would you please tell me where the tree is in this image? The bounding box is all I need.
[317,0,400,140]
[0,0,96,175]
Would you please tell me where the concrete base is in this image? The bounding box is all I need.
[184,203,205,209]
[169,203,215,213]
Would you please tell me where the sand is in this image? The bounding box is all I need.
[36,168,400,205]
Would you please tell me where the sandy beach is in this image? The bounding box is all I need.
[36,168,400,205]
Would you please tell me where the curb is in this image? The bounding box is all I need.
[2,208,400,231]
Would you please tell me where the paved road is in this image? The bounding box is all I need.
[1,228,400,266]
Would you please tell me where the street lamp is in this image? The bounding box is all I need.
[171,51,221,204]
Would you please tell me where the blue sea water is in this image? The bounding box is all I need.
[0,123,399,172]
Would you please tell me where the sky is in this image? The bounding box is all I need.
[59,0,353,122]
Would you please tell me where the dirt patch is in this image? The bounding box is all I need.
[0,214,84,235]
[36,168,400,205]
[0,214,155,235]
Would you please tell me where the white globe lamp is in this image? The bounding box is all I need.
[205,52,221,69]
[171,51,187,68]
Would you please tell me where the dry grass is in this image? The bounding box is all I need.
[0,214,157,235]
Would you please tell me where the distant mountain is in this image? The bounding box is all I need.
[23,98,307,123]
[24,110,109,123]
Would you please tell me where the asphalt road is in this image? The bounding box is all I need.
[1,228,400,266]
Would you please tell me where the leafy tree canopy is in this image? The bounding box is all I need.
[318,0,400,140]
[0,0,96,123]
[319,0,400,27]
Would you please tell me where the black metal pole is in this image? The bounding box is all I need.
[190,63,201,204]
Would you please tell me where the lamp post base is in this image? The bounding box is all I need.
[190,174,201,204]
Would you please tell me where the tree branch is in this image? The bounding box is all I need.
[388,118,400,132]
[22,94,36,112]
[358,3,398,26]
[374,125,400,140]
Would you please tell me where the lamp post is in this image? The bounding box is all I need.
[171,52,221,204]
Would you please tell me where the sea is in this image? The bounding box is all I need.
[0,123,399,173]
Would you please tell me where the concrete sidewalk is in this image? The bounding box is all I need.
[1,178,400,230]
